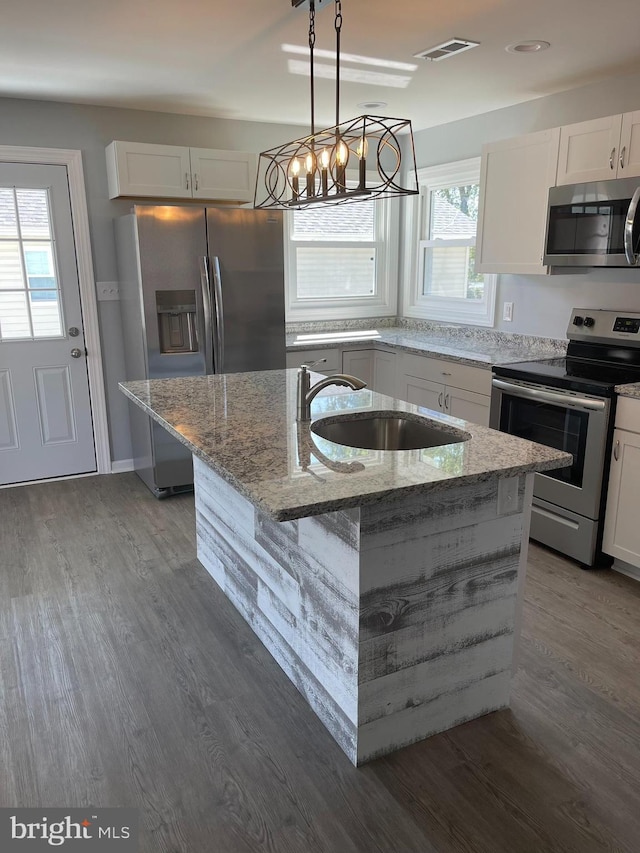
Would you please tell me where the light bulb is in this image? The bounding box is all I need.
[305,153,315,173]
[321,149,330,169]
[336,141,348,165]
[356,136,368,160]
[291,158,301,176]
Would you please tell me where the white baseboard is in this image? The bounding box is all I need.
[111,458,135,474]
[611,559,640,583]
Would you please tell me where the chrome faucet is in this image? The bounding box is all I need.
[296,359,367,421]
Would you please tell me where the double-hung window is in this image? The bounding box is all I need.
[403,158,496,326]
[285,186,397,321]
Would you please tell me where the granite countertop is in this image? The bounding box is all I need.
[286,325,567,369]
[616,383,640,399]
[121,370,570,522]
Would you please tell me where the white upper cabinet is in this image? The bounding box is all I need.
[189,148,257,201]
[106,141,257,202]
[556,111,640,184]
[475,127,560,275]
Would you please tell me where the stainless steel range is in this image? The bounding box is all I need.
[491,309,640,567]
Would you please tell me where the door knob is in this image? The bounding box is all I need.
[70,347,83,359]
[68,326,80,337]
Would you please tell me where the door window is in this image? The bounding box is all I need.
[0,188,63,340]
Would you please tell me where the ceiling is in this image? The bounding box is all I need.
[3,0,640,132]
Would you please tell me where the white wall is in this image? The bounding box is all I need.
[0,96,305,463]
[409,68,640,337]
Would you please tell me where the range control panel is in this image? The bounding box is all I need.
[568,309,640,345]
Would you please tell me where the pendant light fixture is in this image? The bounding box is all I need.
[253,0,419,209]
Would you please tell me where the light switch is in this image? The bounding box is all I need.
[503,302,514,322]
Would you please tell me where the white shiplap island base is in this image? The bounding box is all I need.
[120,370,569,766]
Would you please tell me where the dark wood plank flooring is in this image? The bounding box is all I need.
[1,473,639,852]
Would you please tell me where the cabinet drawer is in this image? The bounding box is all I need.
[399,352,491,395]
[615,396,640,433]
[286,347,341,374]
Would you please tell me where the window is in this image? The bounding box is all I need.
[403,158,496,326]
[285,181,398,320]
[0,187,63,340]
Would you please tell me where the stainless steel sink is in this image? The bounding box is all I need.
[310,413,470,451]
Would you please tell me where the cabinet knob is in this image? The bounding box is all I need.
[185,172,190,190]
[613,439,620,461]
[609,148,616,170]
[620,146,626,170]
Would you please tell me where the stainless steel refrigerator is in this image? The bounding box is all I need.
[115,204,286,497]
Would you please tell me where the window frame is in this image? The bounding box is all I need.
[401,158,497,327]
[284,173,399,321]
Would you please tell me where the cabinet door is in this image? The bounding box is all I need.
[373,350,397,397]
[445,386,490,426]
[342,349,374,388]
[556,115,623,185]
[402,375,444,413]
[476,128,560,274]
[603,427,640,567]
[106,141,192,199]
[190,149,257,202]
[618,111,640,179]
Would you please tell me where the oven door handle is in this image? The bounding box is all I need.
[492,378,607,412]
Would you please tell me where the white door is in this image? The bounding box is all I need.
[0,163,96,485]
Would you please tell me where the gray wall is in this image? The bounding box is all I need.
[0,96,304,463]
[409,68,640,337]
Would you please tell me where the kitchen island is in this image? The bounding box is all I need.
[121,370,570,765]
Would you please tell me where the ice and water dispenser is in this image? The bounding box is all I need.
[156,290,199,354]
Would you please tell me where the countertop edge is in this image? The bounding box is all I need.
[286,327,566,369]
[120,379,571,522]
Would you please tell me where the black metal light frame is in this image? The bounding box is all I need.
[253,0,419,210]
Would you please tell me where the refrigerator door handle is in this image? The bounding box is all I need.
[212,256,225,375]
[199,256,214,374]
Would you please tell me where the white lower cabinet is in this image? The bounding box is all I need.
[289,346,491,426]
[398,352,491,426]
[341,348,397,395]
[603,398,640,571]
[286,347,341,375]
[342,349,374,388]
[401,375,490,425]
[373,349,397,397]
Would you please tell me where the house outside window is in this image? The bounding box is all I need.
[285,180,399,321]
[403,158,496,326]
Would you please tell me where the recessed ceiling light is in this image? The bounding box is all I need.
[505,40,551,54]
[357,100,388,111]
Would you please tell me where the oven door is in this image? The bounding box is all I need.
[490,378,610,519]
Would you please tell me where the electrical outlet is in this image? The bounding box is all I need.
[97,281,120,301]
[503,301,514,322]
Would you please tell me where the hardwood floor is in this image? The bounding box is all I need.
[1,473,639,852]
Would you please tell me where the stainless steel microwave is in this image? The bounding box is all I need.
[544,177,640,268]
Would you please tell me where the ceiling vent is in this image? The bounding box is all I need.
[414,38,480,62]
